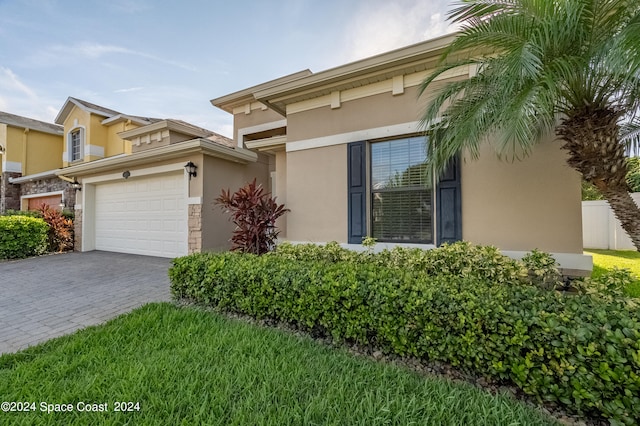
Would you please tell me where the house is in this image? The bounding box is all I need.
[0,111,67,212]
[211,33,592,274]
[54,98,271,257]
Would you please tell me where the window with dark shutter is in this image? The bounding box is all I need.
[371,136,433,243]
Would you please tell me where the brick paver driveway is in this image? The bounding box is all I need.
[0,251,172,355]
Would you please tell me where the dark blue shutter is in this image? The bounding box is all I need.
[436,156,462,245]
[348,141,366,244]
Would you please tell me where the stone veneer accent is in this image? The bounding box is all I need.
[74,208,82,252]
[20,177,76,210]
[0,172,22,213]
[188,204,202,253]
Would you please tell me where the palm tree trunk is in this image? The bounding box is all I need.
[601,187,640,249]
[557,107,640,250]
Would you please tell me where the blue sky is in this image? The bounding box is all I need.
[0,0,454,137]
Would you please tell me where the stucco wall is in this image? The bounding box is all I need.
[200,153,271,251]
[24,130,63,175]
[285,144,348,243]
[461,137,583,253]
[280,84,582,254]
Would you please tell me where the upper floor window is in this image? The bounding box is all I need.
[68,128,84,162]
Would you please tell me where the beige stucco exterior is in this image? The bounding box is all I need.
[200,153,271,251]
[285,145,347,243]
[461,138,583,253]
[212,34,589,271]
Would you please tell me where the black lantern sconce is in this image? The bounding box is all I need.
[122,170,131,179]
[72,179,82,191]
[184,161,197,180]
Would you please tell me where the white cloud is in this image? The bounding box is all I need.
[0,66,37,99]
[340,0,456,63]
[114,87,144,93]
[0,67,59,122]
[27,42,198,72]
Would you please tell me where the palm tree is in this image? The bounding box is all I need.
[420,0,640,248]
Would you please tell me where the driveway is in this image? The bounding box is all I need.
[0,251,172,355]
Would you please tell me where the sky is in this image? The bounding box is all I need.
[0,0,455,138]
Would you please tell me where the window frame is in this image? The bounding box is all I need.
[68,127,84,162]
[369,135,434,244]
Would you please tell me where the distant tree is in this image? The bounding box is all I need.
[420,0,640,249]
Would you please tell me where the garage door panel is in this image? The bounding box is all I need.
[94,172,187,258]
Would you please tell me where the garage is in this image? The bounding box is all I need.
[94,172,187,258]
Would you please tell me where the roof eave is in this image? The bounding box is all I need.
[254,33,457,103]
[56,139,257,177]
[210,69,313,113]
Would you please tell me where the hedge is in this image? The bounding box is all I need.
[169,246,640,424]
[0,215,49,259]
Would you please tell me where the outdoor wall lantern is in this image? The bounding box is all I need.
[123,170,131,179]
[72,179,82,191]
[184,161,197,180]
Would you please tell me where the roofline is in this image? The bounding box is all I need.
[56,138,257,177]
[117,120,213,140]
[101,114,153,126]
[9,168,61,184]
[0,113,63,136]
[254,33,457,103]
[210,70,313,113]
[54,97,120,125]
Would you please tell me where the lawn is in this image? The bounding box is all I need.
[585,249,640,297]
[0,303,557,426]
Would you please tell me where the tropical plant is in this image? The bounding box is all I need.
[215,179,289,255]
[37,204,74,252]
[420,0,640,249]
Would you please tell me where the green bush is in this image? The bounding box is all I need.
[0,215,48,259]
[170,248,640,424]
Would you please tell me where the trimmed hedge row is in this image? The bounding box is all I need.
[169,246,640,424]
[0,215,48,259]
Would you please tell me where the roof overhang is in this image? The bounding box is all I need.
[118,120,212,140]
[255,33,457,115]
[244,135,287,154]
[54,97,117,125]
[210,70,313,114]
[101,114,153,127]
[9,169,61,184]
[56,138,257,178]
[211,33,458,117]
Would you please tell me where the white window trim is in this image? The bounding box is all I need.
[67,126,86,162]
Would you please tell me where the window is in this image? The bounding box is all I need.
[69,128,83,162]
[370,136,432,243]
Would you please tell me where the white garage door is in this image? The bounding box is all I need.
[94,172,188,258]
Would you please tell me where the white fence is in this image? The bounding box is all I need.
[582,193,640,250]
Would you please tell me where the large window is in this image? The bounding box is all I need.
[371,136,432,243]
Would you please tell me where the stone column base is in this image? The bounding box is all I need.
[188,204,202,253]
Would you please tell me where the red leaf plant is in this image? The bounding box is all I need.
[37,204,74,252]
[215,179,289,255]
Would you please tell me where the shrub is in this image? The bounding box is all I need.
[37,205,74,252]
[0,215,48,259]
[521,249,563,290]
[1,209,41,218]
[170,250,640,424]
[215,179,288,254]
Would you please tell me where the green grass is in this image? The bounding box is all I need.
[585,249,640,297]
[0,303,557,425]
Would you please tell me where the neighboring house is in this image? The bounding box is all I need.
[211,33,592,274]
[54,98,270,258]
[0,111,67,212]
